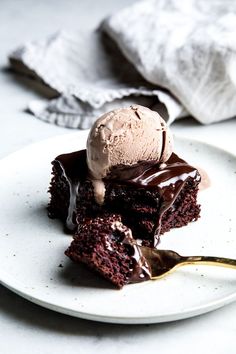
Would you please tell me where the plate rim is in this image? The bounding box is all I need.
[1,275,236,324]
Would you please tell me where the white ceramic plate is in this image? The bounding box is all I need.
[0,132,236,324]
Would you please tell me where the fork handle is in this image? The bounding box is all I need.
[182,256,236,269]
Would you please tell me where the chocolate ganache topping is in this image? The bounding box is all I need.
[54,149,200,237]
[110,220,152,283]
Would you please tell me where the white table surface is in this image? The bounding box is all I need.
[0,1,236,353]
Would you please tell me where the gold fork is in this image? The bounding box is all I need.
[141,246,236,279]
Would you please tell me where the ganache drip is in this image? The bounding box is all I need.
[110,220,151,283]
[54,149,200,244]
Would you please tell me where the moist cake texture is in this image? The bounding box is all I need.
[65,214,151,288]
[48,149,200,247]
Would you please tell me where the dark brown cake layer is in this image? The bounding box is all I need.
[65,214,151,288]
[48,149,201,246]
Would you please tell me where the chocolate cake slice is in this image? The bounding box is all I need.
[48,149,201,247]
[65,214,151,288]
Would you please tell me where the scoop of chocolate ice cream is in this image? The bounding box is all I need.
[86,105,173,204]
